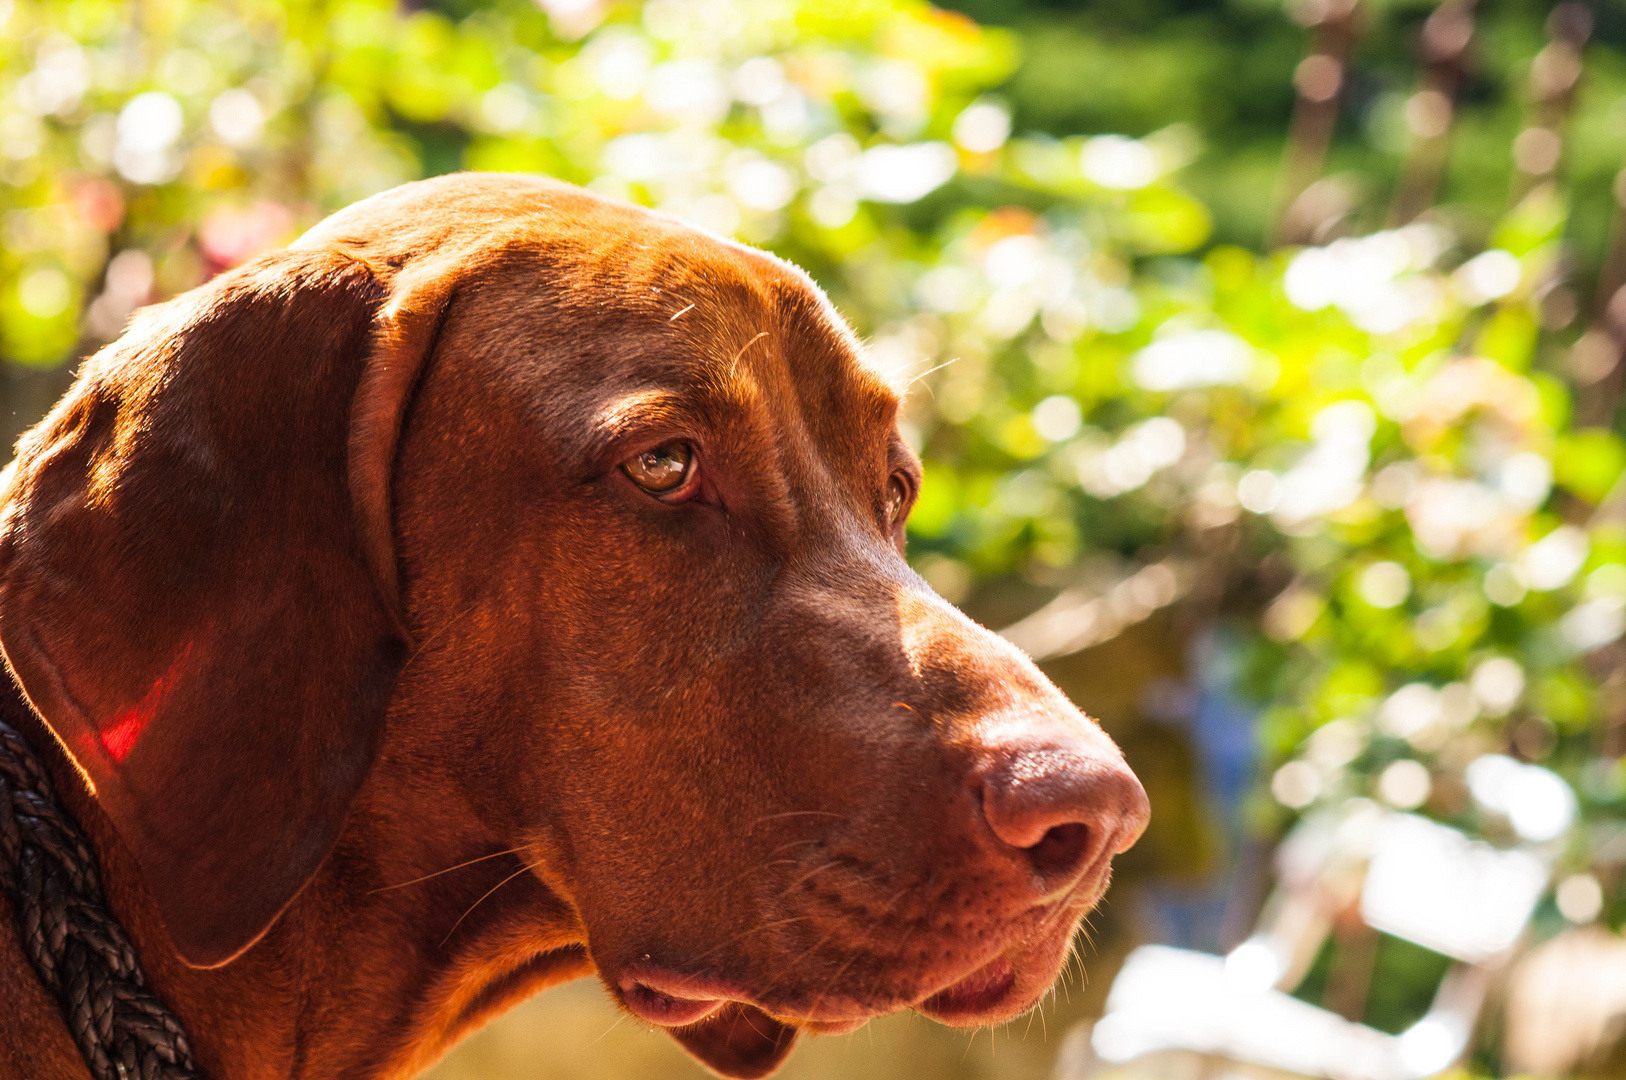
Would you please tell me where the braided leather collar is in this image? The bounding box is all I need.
[0,698,208,1080]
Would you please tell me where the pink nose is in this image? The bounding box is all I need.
[980,737,1149,894]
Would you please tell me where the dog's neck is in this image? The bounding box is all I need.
[0,681,591,1080]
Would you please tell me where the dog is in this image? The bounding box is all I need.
[0,172,1148,1080]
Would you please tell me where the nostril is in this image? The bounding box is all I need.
[1025,821,1092,879]
[978,737,1149,895]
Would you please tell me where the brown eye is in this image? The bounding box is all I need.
[885,474,908,527]
[624,441,694,494]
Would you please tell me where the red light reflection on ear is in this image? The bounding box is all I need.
[100,644,192,763]
[101,708,150,762]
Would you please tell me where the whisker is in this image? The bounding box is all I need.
[440,862,537,946]
[726,854,798,884]
[766,836,827,858]
[369,846,529,894]
[399,604,462,671]
[751,870,916,1004]
[905,357,958,389]
[799,945,865,1017]
[679,914,822,970]
[751,924,849,1000]
[781,861,845,894]
[587,1012,628,1047]
[803,885,912,1017]
[741,1008,774,1041]
[748,810,847,829]
[726,857,804,888]
[853,907,926,1011]
[669,302,696,322]
[713,852,880,948]
[730,331,770,376]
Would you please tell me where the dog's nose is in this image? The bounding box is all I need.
[980,736,1149,893]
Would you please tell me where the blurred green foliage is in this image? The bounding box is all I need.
[942,0,1626,254]
[3,0,1626,1071]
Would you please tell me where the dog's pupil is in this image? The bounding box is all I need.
[634,445,688,490]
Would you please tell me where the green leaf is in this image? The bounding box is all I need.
[1555,428,1626,504]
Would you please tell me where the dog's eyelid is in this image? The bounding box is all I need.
[885,435,922,489]
[884,469,916,529]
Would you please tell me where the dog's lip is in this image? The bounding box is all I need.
[618,963,876,1028]
[620,977,727,1027]
[914,880,1106,1026]
[915,955,1018,1022]
[621,872,1110,1031]
[626,946,1028,1031]
[798,1016,870,1035]
[620,965,746,1005]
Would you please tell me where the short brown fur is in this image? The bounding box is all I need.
[0,174,1146,1080]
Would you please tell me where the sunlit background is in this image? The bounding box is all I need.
[5,0,1626,1076]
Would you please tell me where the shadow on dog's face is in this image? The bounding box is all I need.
[383,188,1150,1077]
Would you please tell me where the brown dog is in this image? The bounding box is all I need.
[0,173,1147,1080]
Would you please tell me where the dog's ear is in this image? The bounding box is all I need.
[0,247,441,967]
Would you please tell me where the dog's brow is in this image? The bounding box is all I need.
[586,385,747,458]
[592,390,692,441]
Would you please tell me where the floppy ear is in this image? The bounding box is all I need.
[0,247,437,966]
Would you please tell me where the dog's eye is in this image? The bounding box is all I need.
[624,442,694,494]
[885,474,909,527]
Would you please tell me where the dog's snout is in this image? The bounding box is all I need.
[979,739,1149,893]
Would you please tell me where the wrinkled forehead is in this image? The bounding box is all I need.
[479,221,902,468]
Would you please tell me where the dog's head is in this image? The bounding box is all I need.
[0,174,1146,1078]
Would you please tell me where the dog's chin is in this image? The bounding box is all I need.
[653,937,1067,1078]
[667,1003,799,1079]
